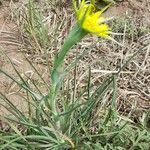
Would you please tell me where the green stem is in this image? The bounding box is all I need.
[49,23,87,119]
[50,85,57,116]
[51,23,87,85]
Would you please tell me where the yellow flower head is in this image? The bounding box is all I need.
[73,0,111,38]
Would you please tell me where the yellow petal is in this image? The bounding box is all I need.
[75,1,111,38]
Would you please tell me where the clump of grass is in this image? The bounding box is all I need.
[0,0,150,150]
[111,15,150,41]
[24,0,49,53]
[1,57,149,149]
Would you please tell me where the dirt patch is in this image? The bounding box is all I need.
[106,0,150,27]
[0,1,48,115]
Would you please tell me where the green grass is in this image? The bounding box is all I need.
[1,60,149,149]
[0,0,150,150]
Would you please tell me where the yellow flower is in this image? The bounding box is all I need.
[73,0,111,38]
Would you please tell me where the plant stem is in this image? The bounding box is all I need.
[48,24,87,120]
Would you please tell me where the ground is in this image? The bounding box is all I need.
[0,0,150,120]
